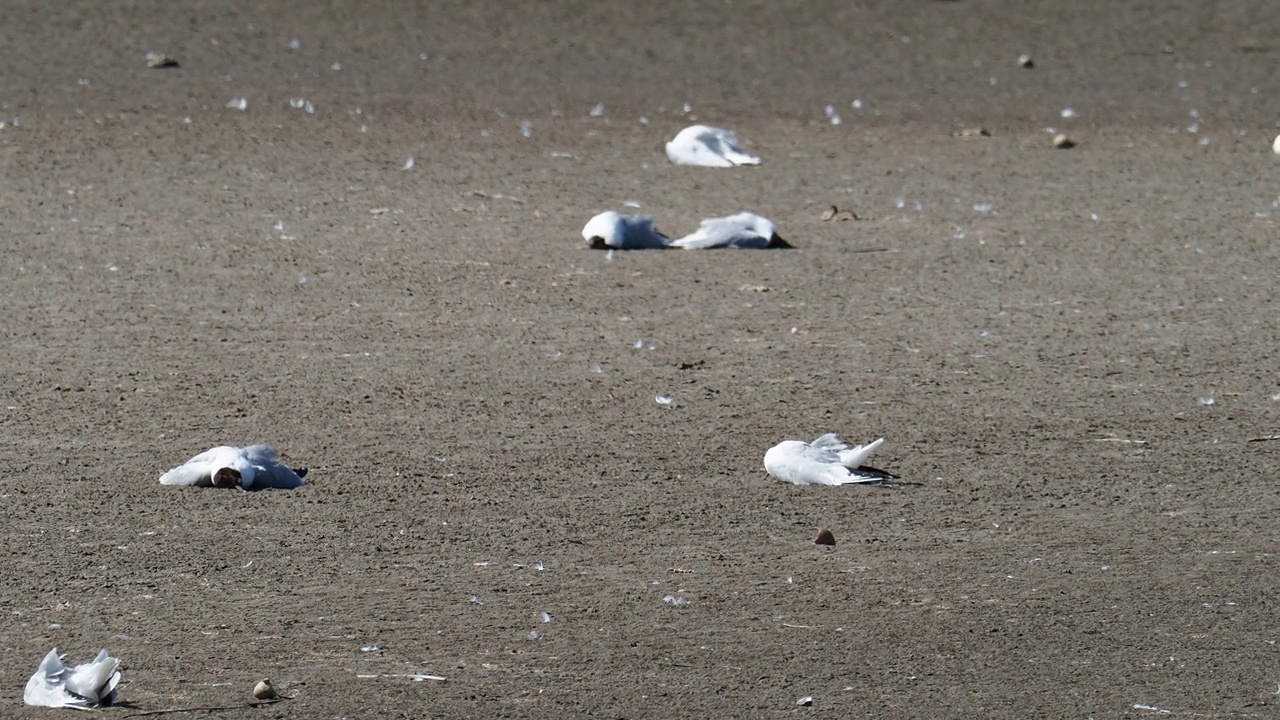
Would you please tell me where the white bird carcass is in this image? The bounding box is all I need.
[581,211,670,250]
[764,434,893,485]
[159,444,308,490]
[24,648,122,709]
[670,212,791,249]
[665,125,761,167]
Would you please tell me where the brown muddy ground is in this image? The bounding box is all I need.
[2,1,1278,718]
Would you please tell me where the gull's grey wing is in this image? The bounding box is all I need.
[243,445,307,490]
[703,129,760,166]
[672,217,747,249]
[625,217,671,249]
[240,444,281,464]
[797,441,845,466]
[64,651,120,705]
[251,462,307,490]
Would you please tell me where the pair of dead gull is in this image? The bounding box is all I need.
[158,444,307,490]
[583,211,791,250]
[764,434,895,485]
[25,648,121,709]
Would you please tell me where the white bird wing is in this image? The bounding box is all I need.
[24,649,74,708]
[242,444,307,490]
[702,127,761,166]
[672,216,755,249]
[810,434,885,470]
[622,216,670,249]
[25,648,119,709]
[63,650,121,705]
[158,456,215,486]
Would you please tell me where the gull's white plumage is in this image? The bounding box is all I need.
[159,444,307,490]
[665,125,761,167]
[671,212,791,249]
[764,434,888,486]
[24,648,122,709]
[582,211,670,250]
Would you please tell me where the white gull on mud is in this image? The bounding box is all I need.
[24,648,121,709]
[159,444,308,490]
[764,434,893,485]
[582,211,670,249]
[671,212,791,249]
[665,125,761,167]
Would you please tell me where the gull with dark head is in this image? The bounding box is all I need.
[24,648,122,709]
[764,433,893,485]
[665,125,761,167]
[582,210,670,250]
[671,212,792,249]
[159,444,308,490]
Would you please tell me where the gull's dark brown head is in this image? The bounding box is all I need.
[767,233,793,249]
[212,467,242,488]
[586,236,609,250]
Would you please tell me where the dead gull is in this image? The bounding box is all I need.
[159,444,308,490]
[665,125,761,167]
[24,648,121,709]
[582,210,670,250]
[764,434,893,485]
[671,212,791,249]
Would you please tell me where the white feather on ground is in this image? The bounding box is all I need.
[159,444,307,490]
[670,212,791,249]
[665,125,761,167]
[581,211,670,249]
[24,648,122,709]
[764,434,891,485]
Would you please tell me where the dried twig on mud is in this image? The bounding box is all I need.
[123,699,283,717]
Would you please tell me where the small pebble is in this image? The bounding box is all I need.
[146,52,179,69]
[814,528,836,546]
[1272,133,1280,154]
[1053,133,1076,149]
[252,679,278,700]
[1018,54,1034,68]
[797,696,814,707]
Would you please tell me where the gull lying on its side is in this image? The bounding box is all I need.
[24,648,121,709]
[764,434,894,486]
[665,125,761,167]
[582,210,670,250]
[159,444,308,490]
[671,212,792,249]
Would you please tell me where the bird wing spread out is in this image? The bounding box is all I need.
[624,216,670,248]
[243,445,307,489]
[694,127,759,165]
[64,650,120,704]
[24,648,120,709]
[158,460,214,486]
[672,217,752,249]
[241,444,280,464]
[251,462,307,489]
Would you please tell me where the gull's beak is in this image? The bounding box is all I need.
[768,233,793,249]
[212,467,242,488]
[587,236,609,250]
